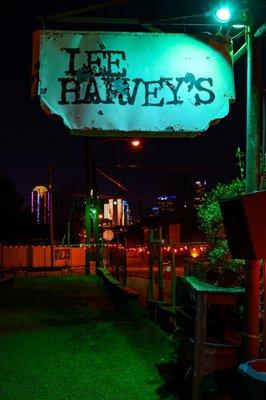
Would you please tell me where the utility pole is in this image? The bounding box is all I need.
[91,152,102,272]
[242,12,263,361]
[85,138,91,274]
[158,227,164,301]
[48,164,54,268]
[85,139,102,274]
[148,229,154,301]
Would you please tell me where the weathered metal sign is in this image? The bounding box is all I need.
[32,30,235,137]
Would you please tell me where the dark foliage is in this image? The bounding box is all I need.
[0,172,30,243]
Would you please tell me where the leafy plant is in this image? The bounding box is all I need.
[196,178,245,277]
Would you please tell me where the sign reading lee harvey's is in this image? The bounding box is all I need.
[32,30,235,137]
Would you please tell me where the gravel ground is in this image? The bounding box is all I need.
[0,275,175,400]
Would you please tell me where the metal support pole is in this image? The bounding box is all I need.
[262,91,266,188]
[85,138,91,275]
[66,200,75,246]
[148,229,154,301]
[123,234,128,286]
[243,15,263,361]
[48,164,54,268]
[91,153,101,273]
[264,260,266,357]
[245,23,262,192]
[171,248,176,307]
[158,227,164,301]
[263,95,266,357]
[67,220,71,245]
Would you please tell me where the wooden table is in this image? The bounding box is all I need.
[175,276,244,400]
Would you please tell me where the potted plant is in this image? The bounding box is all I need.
[196,178,246,286]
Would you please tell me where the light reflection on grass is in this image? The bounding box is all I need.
[0,276,173,400]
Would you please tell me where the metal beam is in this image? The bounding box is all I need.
[141,23,162,32]
[36,16,140,25]
[233,43,247,63]
[46,0,133,21]
[254,22,266,38]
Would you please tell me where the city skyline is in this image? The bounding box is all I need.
[2,1,265,211]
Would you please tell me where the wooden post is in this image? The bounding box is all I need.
[28,245,33,268]
[192,293,207,400]
[242,261,261,361]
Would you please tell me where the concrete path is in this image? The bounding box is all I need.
[0,275,175,400]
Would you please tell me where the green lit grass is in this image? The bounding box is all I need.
[0,276,173,400]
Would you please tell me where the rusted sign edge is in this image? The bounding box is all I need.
[69,129,201,138]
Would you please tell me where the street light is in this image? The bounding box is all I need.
[84,137,142,275]
[90,137,142,150]
[213,6,232,23]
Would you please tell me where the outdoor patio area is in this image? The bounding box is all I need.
[0,275,174,400]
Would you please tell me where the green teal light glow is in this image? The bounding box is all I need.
[214,7,231,23]
[38,31,235,134]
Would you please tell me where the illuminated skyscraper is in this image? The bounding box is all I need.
[194,180,207,206]
[103,198,131,226]
[157,195,177,213]
[31,185,50,224]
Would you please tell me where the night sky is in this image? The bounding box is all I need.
[2,1,264,212]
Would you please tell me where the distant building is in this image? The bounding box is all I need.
[31,185,50,224]
[102,198,131,226]
[150,206,160,216]
[193,180,207,206]
[157,195,177,213]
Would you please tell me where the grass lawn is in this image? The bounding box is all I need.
[0,275,174,400]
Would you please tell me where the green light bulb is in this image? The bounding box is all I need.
[214,7,231,23]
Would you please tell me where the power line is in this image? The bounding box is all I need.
[97,162,215,172]
[96,167,134,194]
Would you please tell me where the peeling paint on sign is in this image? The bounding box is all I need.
[32,30,235,137]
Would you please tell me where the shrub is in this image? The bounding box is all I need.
[196,179,245,275]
